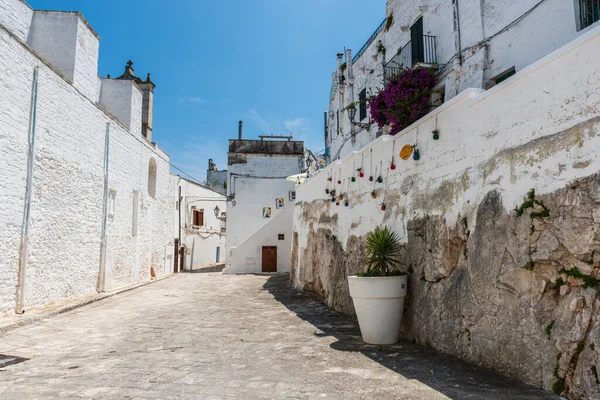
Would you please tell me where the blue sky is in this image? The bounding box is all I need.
[28,0,387,182]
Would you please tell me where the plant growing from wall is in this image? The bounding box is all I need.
[368,68,437,135]
[384,12,394,32]
[358,226,404,277]
[377,40,386,55]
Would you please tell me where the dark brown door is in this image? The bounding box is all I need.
[262,246,277,273]
[173,239,179,273]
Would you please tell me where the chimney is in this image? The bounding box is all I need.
[238,120,243,140]
[138,73,155,142]
[345,49,353,81]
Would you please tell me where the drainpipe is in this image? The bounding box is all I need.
[454,0,463,66]
[97,122,110,293]
[178,184,182,272]
[15,66,40,314]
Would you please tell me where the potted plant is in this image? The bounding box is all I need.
[348,226,408,345]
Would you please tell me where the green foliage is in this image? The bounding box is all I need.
[385,13,394,31]
[515,189,550,219]
[591,343,596,351]
[376,40,386,55]
[546,320,555,339]
[553,378,565,395]
[341,62,347,71]
[361,226,402,277]
[525,261,535,271]
[556,278,566,288]
[559,267,600,288]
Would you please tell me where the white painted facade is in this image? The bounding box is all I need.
[173,175,227,270]
[0,0,174,316]
[295,24,600,281]
[326,0,600,161]
[224,140,304,274]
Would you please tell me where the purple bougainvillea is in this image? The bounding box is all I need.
[368,68,437,135]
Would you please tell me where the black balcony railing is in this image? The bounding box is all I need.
[579,0,600,29]
[383,35,437,83]
[352,18,387,64]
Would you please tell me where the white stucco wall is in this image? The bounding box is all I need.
[225,153,302,267]
[227,206,294,274]
[0,4,173,315]
[173,176,227,270]
[296,24,600,285]
[26,11,79,81]
[327,0,600,162]
[99,79,140,131]
[0,0,32,42]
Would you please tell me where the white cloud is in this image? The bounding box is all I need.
[248,108,272,133]
[177,96,208,105]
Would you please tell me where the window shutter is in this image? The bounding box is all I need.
[359,89,367,121]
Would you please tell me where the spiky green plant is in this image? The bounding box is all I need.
[360,226,404,277]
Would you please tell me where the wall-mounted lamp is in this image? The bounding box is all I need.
[347,107,371,130]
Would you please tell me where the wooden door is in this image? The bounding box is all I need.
[262,246,277,273]
[173,239,179,273]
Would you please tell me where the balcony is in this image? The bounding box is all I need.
[383,35,437,84]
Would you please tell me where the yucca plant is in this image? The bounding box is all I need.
[359,226,404,277]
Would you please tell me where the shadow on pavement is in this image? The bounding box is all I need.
[262,274,559,400]
[187,264,225,274]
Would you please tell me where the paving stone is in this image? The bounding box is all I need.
[0,273,559,399]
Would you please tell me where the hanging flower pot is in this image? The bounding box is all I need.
[344,201,349,207]
[390,162,396,170]
[351,177,356,182]
[381,203,387,211]
[331,197,336,202]
[371,191,377,199]
[369,176,374,182]
[338,194,344,201]
[377,176,383,184]
[328,177,332,182]
[338,180,342,185]
[325,188,330,194]
[413,149,420,161]
[432,129,440,140]
[336,201,340,206]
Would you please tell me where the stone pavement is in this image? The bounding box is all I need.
[0,272,559,400]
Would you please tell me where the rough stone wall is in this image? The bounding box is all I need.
[293,26,600,398]
[0,14,173,315]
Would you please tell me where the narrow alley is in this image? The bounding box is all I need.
[0,272,558,399]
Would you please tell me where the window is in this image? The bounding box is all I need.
[278,234,285,240]
[192,209,204,227]
[494,67,516,85]
[108,190,116,217]
[148,158,157,198]
[132,190,139,237]
[578,0,600,30]
[358,89,367,121]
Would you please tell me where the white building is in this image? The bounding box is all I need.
[223,131,305,274]
[206,158,227,195]
[0,0,174,316]
[326,0,600,161]
[173,175,226,271]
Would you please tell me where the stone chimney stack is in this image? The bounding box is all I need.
[138,73,155,142]
[109,61,155,142]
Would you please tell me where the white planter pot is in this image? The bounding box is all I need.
[348,275,408,345]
